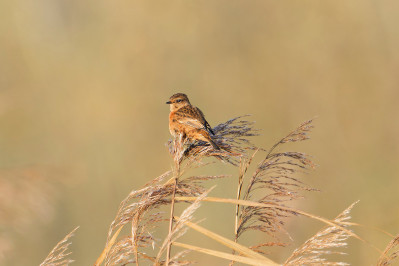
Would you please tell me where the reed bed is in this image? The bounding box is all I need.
[41,117,398,265]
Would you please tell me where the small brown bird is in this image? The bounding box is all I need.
[166,93,219,149]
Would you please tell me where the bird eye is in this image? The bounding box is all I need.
[176,99,182,103]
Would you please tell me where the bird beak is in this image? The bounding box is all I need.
[166,101,171,104]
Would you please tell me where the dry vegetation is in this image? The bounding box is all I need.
[40,117,399,265]
[40,227,78,266]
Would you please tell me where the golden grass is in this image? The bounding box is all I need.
[40,117,399,265]
[40,227,79,266]
[173,242,277,266]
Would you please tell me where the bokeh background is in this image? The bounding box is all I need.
[1,1,398,265]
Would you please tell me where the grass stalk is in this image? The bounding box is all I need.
[46,116,398,266]
[174,242,277,266]
[165,154,181,265]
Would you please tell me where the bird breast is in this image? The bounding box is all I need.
[169,111,179,137]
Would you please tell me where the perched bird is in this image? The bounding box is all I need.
[166,93,219,150]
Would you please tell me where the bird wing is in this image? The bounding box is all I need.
[194,107,215,135]
[174,106,215,134]
[175,106,209,130]
[178,117,204,129]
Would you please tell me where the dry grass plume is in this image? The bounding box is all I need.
[38,116,399,266]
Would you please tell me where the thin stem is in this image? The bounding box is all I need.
[166,153,181,265]
[234,185,242,239]
[132,214,140,266]
[94,226,123,266]
[234,149,258,238]
[230,152,257,266]
[234,159,245,240]
[166,176,177,265]
[230,163,243,266]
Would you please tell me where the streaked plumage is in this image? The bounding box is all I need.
[166,93,219,149]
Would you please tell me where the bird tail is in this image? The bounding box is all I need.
[197,130,220,150]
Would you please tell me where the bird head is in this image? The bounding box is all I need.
[166,93,190,111]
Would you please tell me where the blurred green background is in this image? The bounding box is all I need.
[1,1,398,265]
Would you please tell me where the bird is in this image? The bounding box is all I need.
[166,93,220,150]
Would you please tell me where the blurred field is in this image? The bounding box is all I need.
[1,1,398,265]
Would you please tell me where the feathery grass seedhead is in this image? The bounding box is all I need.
[377,234,399,266]
[40,227,79,266]
[105,236,136,266]
[235,119,316,251]
[103,171,174,264]
[94,116,396,266]
[284,202,358,266]
[168,115,259,165]
[102,165,219,265]
[107,171,172,241]
[157,188,212,263]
